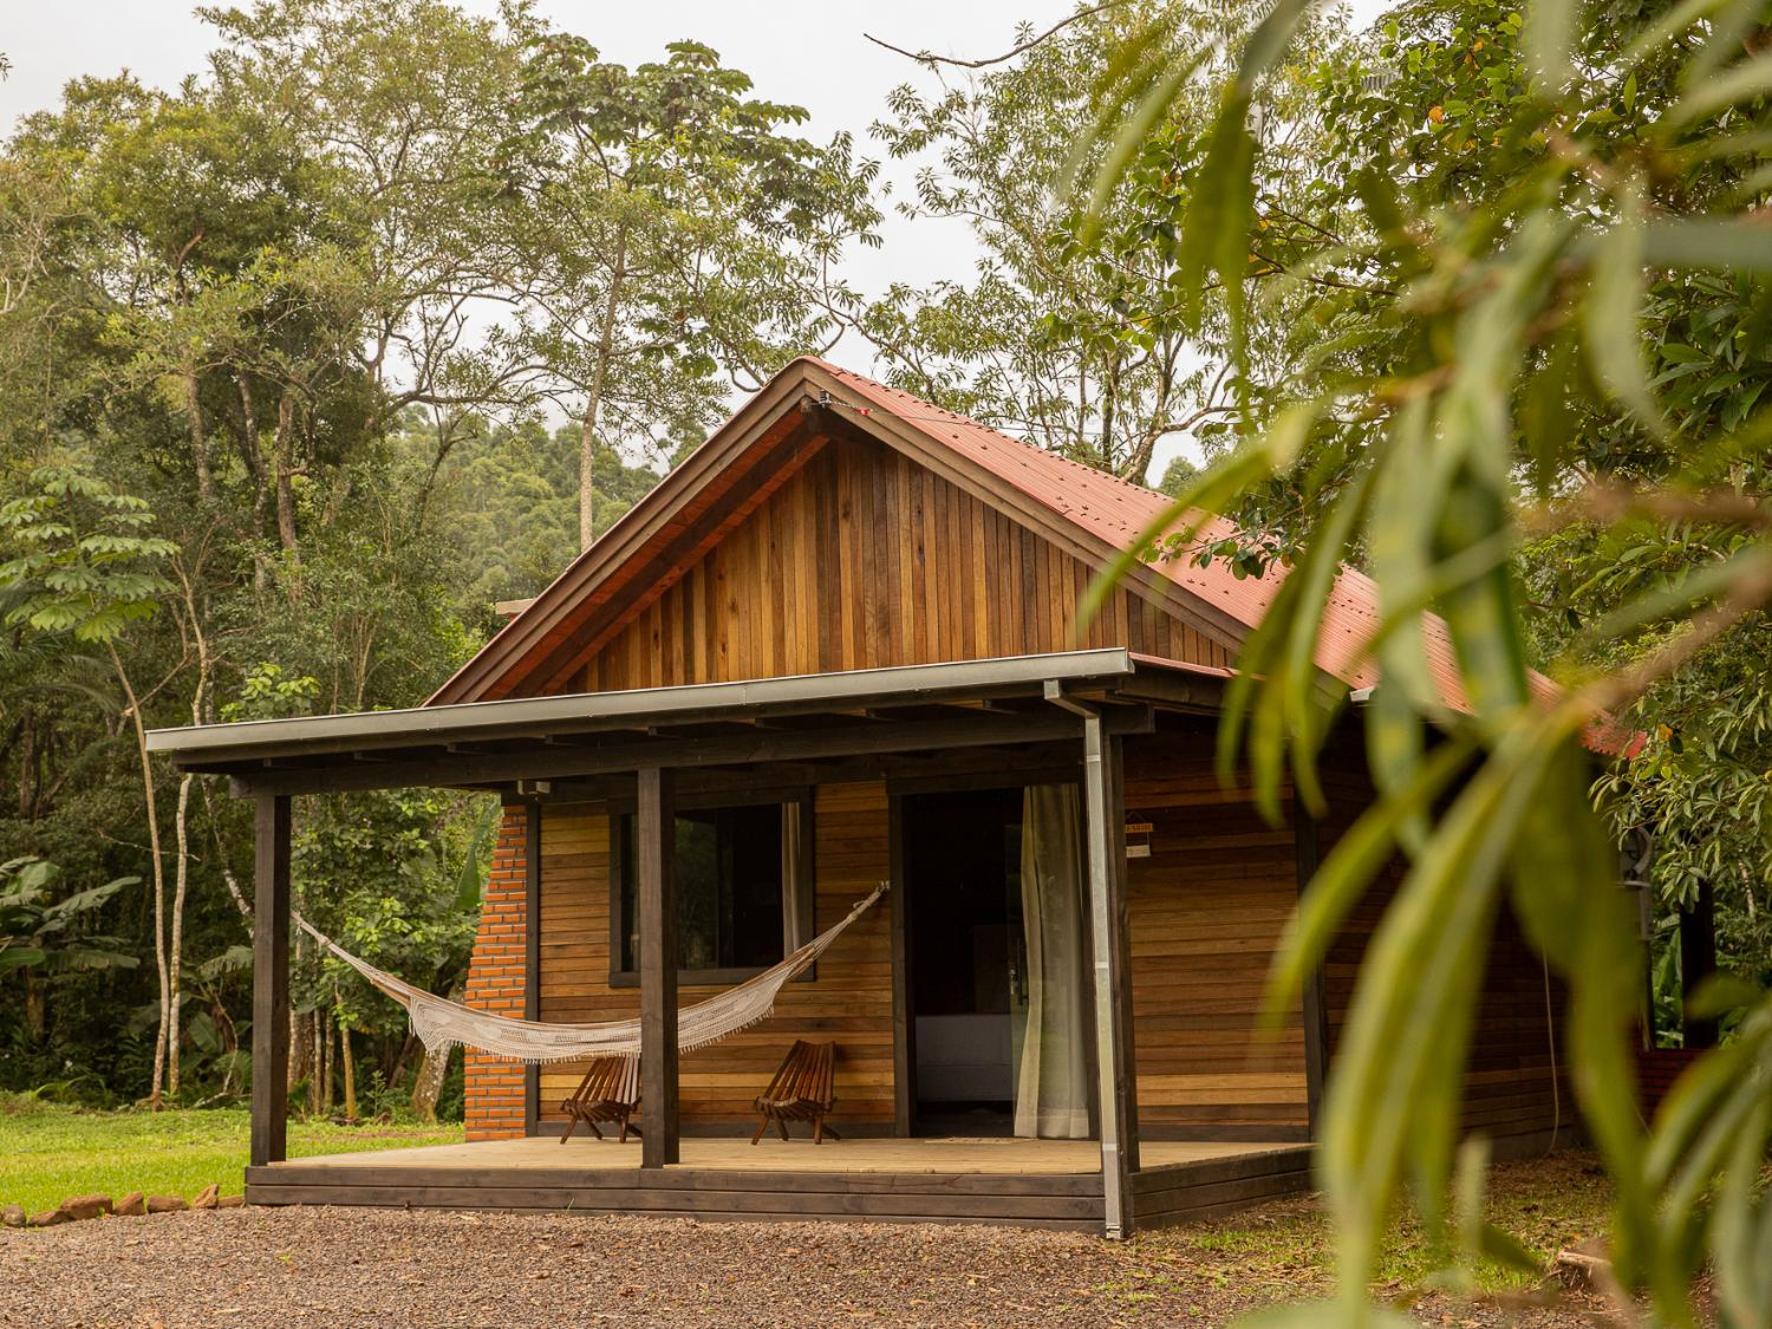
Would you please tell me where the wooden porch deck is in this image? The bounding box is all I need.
[245,1136,1314,1232]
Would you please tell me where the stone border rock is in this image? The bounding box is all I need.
[4,1186,244,1229]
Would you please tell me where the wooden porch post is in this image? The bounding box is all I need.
[888,793,916,1137]
[637,766,679,1167]
[251,792,291,1168]
[1083,713,1139,1238]
[1293,794,1330,1138]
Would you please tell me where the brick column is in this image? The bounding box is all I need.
[463,804,530,1140]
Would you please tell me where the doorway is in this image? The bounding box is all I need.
[902,787,1029,1136]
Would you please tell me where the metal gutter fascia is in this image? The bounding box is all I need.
[146,648,1139,762]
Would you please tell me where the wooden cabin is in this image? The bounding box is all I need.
[148,358,1575,1236]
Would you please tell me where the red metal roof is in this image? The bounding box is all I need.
[808,359,1637,757]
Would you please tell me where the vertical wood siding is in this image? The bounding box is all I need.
[569,433,1233,693]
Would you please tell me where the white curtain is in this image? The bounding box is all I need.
[1014,784,1091,1139]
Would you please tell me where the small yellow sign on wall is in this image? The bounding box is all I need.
[1125,820,1153,860]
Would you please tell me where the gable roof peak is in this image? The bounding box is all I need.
[424,356,1630,756]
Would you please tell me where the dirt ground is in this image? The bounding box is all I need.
[0,1203,1605,1329]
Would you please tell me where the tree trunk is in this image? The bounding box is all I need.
[183,357,213,503]
[273,389,300,559]
[236,373,270,589]
[168,772,194,1099]
[235,373,265,493]
[387,1031,418,1095]
[22,968,43,1039]
[168,562,214,1101]
[577,404,598,552]
[410,1044,451,1124]
[313,1012,329,1116]
[203,776,253,930]
[219,865,252,926]
[110,643,170,1110]
[289,1006,308,1099]
[579,228,627,552]
[339,1006,358,1124]
[409,982,460,1124]
[17,710,32,819]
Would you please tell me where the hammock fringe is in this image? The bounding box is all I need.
[293,881,887,1065]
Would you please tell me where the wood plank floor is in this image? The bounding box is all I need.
[245,1136,1315,1232]
[273,1135,1298,1175]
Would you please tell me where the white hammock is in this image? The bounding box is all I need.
[294,882,886,1065]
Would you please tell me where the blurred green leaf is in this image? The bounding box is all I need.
[1664,52,1772,131]
[1523,0,1577,96]
[1641,218,1772,272]
[1584,187,1669,440]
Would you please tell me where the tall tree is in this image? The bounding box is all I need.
[496,35,880,549]
[0,468,179,1103]
[0,0,553,1110]
[202,0,538,470]
[864,1,1342,482]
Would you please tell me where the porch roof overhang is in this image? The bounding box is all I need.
[147,649,1226,798]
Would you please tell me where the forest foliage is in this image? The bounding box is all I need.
[0,0,871,1117]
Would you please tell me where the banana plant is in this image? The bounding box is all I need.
[0,857,139,977]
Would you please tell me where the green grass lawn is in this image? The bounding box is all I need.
[0,1093,463,1215]
[1123,1149,1613,1303]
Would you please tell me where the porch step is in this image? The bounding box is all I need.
[1130,1144,1314,1228]
[244,1162,1104,1229]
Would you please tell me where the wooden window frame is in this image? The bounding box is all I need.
[607,785,816,988]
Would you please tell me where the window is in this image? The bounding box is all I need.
[611,793,811,982]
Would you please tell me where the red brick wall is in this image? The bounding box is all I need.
[463,805,529,1140]
[1637,1046,1702,1116]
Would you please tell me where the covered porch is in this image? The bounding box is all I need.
[149,648,1319,1238]
[245,1136,1312,1231]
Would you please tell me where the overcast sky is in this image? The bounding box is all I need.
[1,1,1383,474]
[2,1,1084,302]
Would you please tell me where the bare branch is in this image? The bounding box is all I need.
[865,2,1130,71]
[1522,482,1772,534]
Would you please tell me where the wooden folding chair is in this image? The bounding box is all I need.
[559,1055,641,1143]
[751,1040,840,1144]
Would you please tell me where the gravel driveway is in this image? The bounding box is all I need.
[0,1205,1597,1328]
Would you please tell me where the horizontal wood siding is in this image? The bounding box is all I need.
[1123,729,1310,1140]
[1315,733,1569,1148]
[532,731,1313,1141]
[535,783,895,1131]
[1129,1145,1314,1229]
[571,433,1232,693]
